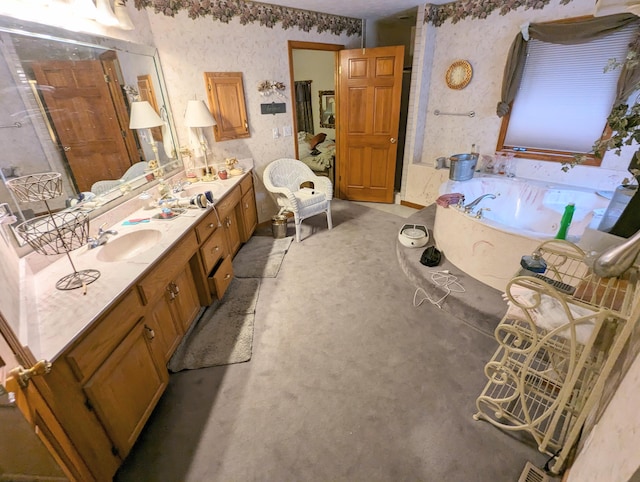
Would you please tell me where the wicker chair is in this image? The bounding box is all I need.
[263,158,333,242]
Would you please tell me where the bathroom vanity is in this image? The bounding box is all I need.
[1,171,258,480]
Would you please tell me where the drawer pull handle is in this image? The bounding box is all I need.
[144,325,155,340]
[173,284,180,294]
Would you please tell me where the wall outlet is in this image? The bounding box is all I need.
[282,125,292,137]
[272,127,279,139]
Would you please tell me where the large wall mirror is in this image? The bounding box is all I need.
[0,17,180,251]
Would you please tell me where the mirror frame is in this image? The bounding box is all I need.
[319,90,335,129]
[0,16,181,253]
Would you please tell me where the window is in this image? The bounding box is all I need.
[497,23,637,164]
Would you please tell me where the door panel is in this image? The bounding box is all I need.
[338,46,404,203]
[1,315,92,481]
[32,60,135,193]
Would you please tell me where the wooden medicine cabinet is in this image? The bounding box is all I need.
[204,72,250,141]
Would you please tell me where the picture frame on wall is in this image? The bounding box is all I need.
[319,90,335,128]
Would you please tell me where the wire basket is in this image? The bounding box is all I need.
[6,172,63,202]
[15,211,90,256]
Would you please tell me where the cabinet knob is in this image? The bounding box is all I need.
[144,325,155,340]
[211,245,220,253]
[224,273,231,280]
[208,223,215,229]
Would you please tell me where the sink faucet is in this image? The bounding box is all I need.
[88,223,118,249]
[172,180,191,194]
[463,193,497,213]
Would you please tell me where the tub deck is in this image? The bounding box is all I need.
[396,205,506,337]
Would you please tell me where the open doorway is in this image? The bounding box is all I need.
[287,41,342,191]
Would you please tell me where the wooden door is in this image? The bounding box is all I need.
[337,46,404,202]
[32,60,135,192]
[100,51,141,163]
[137,74,163,142]
[1,318,92,481]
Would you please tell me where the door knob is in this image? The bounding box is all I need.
[390,138,397,144]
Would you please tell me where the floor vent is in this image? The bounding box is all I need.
[518,462,551,482]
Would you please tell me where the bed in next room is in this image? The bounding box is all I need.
[297,132,335,185]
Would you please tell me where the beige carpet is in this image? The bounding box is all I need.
[232,235,293,278]
[168,278,260,371]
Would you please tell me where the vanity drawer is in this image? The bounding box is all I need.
[201,226,227,273]
[138,230,198,305]
[66,289,142,383]
[208,256,234,299]
[194,209,221,243]
[240,173,253,195]
[216,185,241,221]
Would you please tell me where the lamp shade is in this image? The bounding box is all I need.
[184,100,216,128]
[129,101,164,129]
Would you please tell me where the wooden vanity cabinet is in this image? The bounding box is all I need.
[16,172,260,481]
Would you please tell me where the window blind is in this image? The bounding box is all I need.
[504,25,637,154]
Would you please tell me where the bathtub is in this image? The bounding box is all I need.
[433,176,611,291]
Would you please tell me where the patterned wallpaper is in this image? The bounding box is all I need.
[424,0,575,26]
[133,0,362,36]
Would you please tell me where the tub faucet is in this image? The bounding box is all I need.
[88,223,118,249]
[464,193,497,213]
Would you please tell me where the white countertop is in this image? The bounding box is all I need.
[20,168,253,363]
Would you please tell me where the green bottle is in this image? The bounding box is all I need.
[555,203,575,240]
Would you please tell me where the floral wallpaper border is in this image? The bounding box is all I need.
[424,0,575,26]
[132,0,362,36]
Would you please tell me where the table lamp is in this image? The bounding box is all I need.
[129,100,164,171]
[184,100,217,181]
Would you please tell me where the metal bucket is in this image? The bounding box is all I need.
[449,153,477,181]
[271,214,288,239]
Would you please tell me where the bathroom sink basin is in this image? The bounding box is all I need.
[96,229,162,262]
[177,183,224,200]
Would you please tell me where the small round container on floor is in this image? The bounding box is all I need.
[271,214,288,239]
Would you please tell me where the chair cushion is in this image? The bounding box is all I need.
[293,189,327,209]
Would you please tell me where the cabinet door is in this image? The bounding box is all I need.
[170,266,202,333]
[204,72,250,141]
[240,186,257,242]
[225,208,242,257]
[146,293,182,364]
[83,322,168,459]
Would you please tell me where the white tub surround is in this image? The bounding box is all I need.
[18,160,254,363]
[434,176,612,291]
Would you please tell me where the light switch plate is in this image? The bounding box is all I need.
[282,125,292,137]
[272,127,279,139]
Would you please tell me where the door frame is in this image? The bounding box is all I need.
[287,41,343,171]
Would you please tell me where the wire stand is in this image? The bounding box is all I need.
[7,173,100,291]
